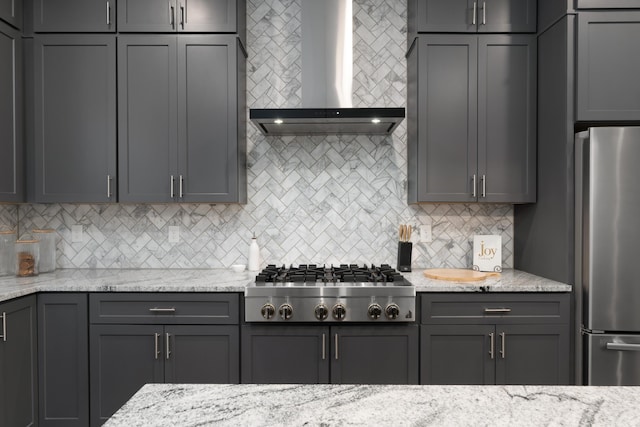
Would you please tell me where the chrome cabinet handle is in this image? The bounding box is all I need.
[180,4,185,29]
[482,2,486,25]
[1,312,6,342]
[472,2,477,25]
[500,332,506,359]
[489,332,494,359]
[170,175,175,198]
[322,333,326,360]
[170,3,175,27]
[334,334,339,360]
[484,308,512,314]
[606,343,640,352]
[481,175,486,198]
[166,333,171,360]
[149,307,176,313]
[106,1,111,26]
[154,333,161,359]
[179,175,184,198]
[106,175,112,198]
[472,175,477,198]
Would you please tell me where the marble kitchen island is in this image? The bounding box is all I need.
[104,383,638,426]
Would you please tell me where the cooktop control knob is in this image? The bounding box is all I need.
[367,303,382,320]
[279,303,293,320]
[332,303,346,321]
[385,303,400,320]
[315,304,329,321]
[261,303,276,320]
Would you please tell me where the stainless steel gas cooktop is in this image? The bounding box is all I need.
[245,264,416,323]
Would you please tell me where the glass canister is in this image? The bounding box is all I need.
[33,229,57,273]
[15,240,39,277]
[0,230,16,276]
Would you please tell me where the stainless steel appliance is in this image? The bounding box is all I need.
[576,127,640,385]
[245,264,415,322]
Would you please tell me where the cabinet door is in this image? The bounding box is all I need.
[118,36,178,202]
[34,0,115,32]
[38,293,89,427]
[0,0,21,29]
[34,35,117,203]
[90,325,164,426]
[478,35,536,203]
[164,325,239,384]
[415,35,478,202]
[331,325,419,385]
[420,324,495,385]
[177,35,240,202]
[118,0,178,32]
[495,324,570,385]
[478,0,537,33]
[411,0,474,33]
[0,22,22,202]
[180,0,238,32]
[0,296,37,427]
[576,12,640,121]
[241,325,329,384]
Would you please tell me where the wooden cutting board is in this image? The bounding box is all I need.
[423,268,501,282]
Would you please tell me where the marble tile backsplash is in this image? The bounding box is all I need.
[0,0,514,270]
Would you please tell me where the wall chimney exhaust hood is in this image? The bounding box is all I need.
[250,0,405,136]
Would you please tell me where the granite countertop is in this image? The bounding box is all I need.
[0,268,570,303]
[104,383,639,427]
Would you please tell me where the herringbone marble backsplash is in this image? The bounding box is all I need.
[0,0,514,270]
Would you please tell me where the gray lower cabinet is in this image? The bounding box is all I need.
[118,34,246,203]
[576,11,640,121]
[420,293,570,385]
[407,34,536,203]
[0,0,21,29]
[0,21,23,202]
[0,295,37,427]
[38,293,89,427]
[89,293,240,426]
[33,0,115,32]
[241,324,419,385]
[118,0,243,33]
[33,35,117,203]
[408,0,536,34]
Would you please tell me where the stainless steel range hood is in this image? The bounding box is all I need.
[250,0,405,136]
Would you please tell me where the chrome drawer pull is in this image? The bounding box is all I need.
[154,333,160,359]
[500,332,506,358]
[166,333,171,360]
[484,308,512,314]
[489,332,494,359]
[149,307,176,313]
[606,343,640,352]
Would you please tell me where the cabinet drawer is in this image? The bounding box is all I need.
[421,293,570,324]
[89,293,239,324]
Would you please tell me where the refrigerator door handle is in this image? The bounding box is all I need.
[606,342,640,352]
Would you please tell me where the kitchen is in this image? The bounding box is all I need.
[1,0,640,426]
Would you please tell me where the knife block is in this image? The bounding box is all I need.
[397,242,412,272]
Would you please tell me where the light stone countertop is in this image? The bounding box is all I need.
[104,383,638,427]
[0,268,570,303]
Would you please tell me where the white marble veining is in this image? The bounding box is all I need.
[105,383,640,427]
[0,268,570,303]
[404,269,572,292]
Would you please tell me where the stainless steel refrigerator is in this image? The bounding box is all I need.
[576,127,640,385]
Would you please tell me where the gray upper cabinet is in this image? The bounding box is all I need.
[119,34,246,203]
[407,34,536,203]
[118,0,243,33]
[0,22,23,202]
[408,0,536,34]
[33,35,117,203]
[576,11,640,121]
[0,296,37,427]
[0,0,22,29]
[33,0,115,32]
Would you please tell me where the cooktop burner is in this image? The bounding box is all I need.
[254,264,406,285]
